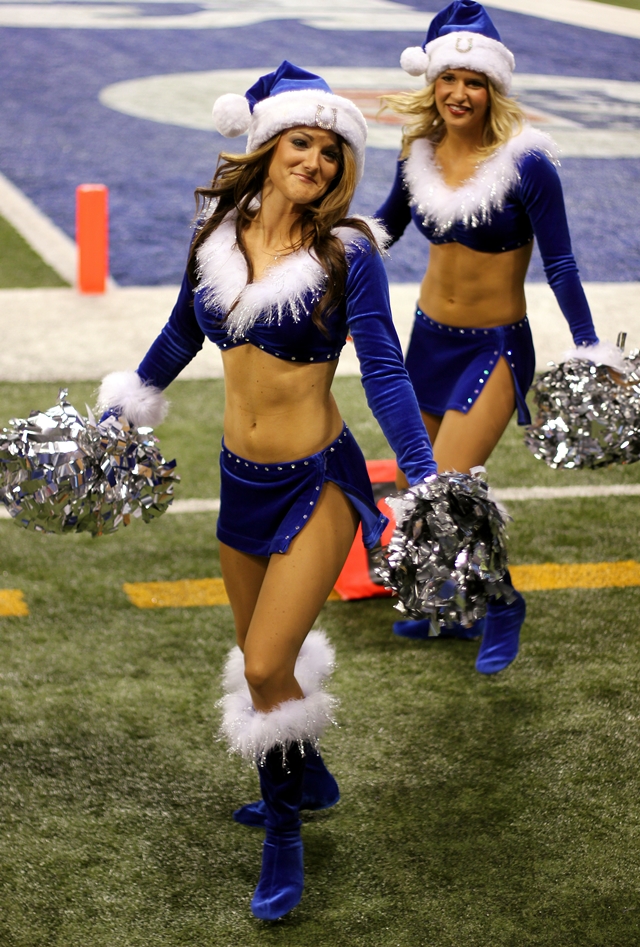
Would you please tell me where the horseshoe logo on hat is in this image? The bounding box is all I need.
[315,104,338,131]
[455,36,474,53]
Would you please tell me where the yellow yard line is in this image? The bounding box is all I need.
[124,561,640,609]
[511,560,640,591]
[123,577,341,609]
[123,578,230,609]
[0,589,29,617]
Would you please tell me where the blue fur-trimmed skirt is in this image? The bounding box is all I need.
[404,308,535,425]
[217,424,387,557]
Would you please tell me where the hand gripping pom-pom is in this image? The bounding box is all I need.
[400,46,430,77]
[524,338,640,469]
[212,93,251,137]
[0,390,179,536]
[374,471,513,629]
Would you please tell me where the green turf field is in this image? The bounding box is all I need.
[0,215,68,288]
[0,379,639,947]
[592,0,640,10]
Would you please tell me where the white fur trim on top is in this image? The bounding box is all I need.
[220,688,336,761]
[247,89,367,182]
[401,30,515,94]
[222,629,336,698]
[97,371,169,428]
[196,212,385,338]
[563,340,628,373]
[333,215,392,254]
[212,92,251,138]
[404,125,559,236]
[196,214,326,340]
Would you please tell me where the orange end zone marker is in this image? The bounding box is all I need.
[76,183,108,293]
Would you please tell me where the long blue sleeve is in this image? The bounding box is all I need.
[137,270,205,389]
[345,246,436,484]
[519,153,598,346]
[373,158,412,246]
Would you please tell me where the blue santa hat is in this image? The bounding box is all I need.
[401,0,515,94]
[212,61,368,181]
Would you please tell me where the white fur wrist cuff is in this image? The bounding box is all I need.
[563,341,627,374]
[97,371,169,428]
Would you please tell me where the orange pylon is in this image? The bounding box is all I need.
[76,183,108,293]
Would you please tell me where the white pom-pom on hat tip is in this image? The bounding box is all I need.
[400,46,430,77]
[212,93,251,138]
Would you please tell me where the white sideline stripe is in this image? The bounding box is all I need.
[0,171,117,289]
[494,484,640,501]
[167,498,220,514]
[1,487,637,521]
[0,282,639,382]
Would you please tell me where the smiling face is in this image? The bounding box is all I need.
[265,126,342,207]
[434,68,490,135]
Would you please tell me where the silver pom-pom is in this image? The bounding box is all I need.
[0,390,179,536]
[374,470,512,627]
[524,336,640,469]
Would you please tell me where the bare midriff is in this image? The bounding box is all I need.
[221,343,343,463]
[419,239,534,328]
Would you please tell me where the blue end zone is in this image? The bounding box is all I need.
[0,1,638,285]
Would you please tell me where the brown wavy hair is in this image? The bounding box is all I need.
[382,75,526,160]
[187,131,377,333]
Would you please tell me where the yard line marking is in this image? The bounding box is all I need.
[123,578,229,609]
[495,485,640,501]
[511,560,640,591]
[1,485,639,524]
[124,561,640,608]
[166,498,220,514]
[123,577,341,608]
[0,590,29,617]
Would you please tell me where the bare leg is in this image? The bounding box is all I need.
[432,356,515,473]
[219,544,268,651]
[220,481,359,712]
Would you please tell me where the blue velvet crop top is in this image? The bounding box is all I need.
[136,214,436,484]
[375,126,598,346]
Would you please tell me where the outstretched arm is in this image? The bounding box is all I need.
[345,246,436,484]
[373,158,412,247]
[97,270,205,425]
[519,152,598,347]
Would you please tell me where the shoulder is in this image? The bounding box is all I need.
[506,126,560,173]
[332,216,392,257]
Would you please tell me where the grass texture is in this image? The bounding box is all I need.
[0,380,639,946]
[0,215,68,288]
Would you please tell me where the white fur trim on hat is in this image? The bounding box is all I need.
[400,46,431,77]
[247,89,367,182]
[96,371,169,429]
[402,30,515,94]
[563,340,627,373]
[212,92,251,138]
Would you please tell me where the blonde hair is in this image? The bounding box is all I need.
[382,75,526,160]
[188,132,377,331]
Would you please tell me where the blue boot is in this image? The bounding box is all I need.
[234,743,339,828]
[475,590,526,674]
[393,617,485,640]
[251,743,305,921]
